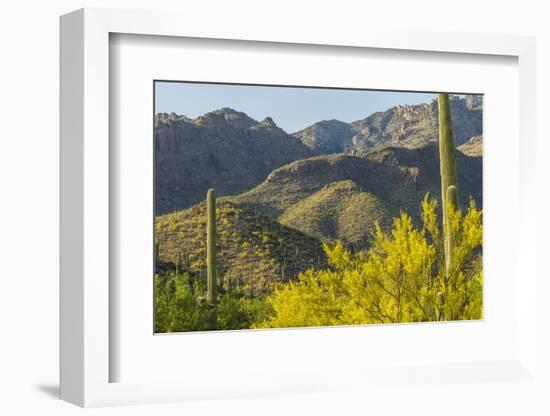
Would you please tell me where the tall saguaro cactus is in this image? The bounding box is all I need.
[438,93,459,281]
[206,188,218,329]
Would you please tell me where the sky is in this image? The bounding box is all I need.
[155,81,437,133]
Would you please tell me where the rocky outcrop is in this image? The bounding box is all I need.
[293,120,354,154]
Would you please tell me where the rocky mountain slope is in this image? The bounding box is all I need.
[293,95,482,153]
[155,108,313,214]
[228,143,482,247]
[155,142,482,297]
[457,135,483,157]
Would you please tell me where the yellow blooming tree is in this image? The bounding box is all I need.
[255,195,482,328]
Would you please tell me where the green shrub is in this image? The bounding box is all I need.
[155,271,273,332]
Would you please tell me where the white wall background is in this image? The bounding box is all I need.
[0,0,548,414]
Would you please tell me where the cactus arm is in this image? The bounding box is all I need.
[444,185,458,280]
[206,188,217,329]
[446,185,459,212]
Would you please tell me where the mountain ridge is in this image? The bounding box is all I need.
[227,142,482,247]
[155,95,482,215]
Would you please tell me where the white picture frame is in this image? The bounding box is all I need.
[60,7,538,408]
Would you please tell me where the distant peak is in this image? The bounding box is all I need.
[204,107,244,118]
[155,112,190,124]
[219,107,240,114]
[195,107,257,128]
[317,119,348,127]
[260,116,277,128]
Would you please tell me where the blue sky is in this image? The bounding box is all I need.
[155,81,437,133]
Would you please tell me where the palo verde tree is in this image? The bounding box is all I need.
[255,196,483,329]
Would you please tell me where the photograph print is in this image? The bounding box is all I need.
[154,81,483,333]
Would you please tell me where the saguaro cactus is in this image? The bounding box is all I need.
[438,93,459,280]
[206,188,217,329]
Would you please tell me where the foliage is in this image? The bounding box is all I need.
[155,271,209,332]
[155,271,273,333]
[255,195,482,328]
[155,196,482,332]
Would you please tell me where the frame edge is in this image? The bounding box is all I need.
[59,8,85,407]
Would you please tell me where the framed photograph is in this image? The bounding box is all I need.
[152,81,483,333]
[60,8,538,408]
